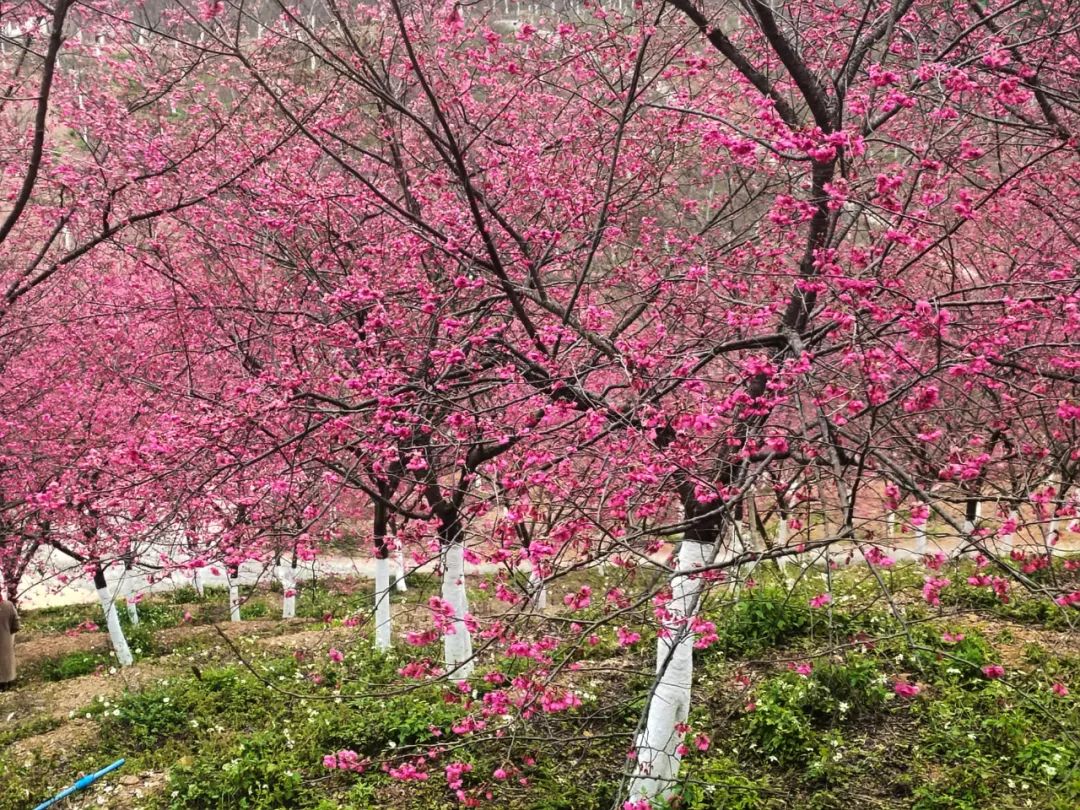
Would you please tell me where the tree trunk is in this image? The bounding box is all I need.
[279,564,297,619]
[94,568,133,667]
[441,536,473,678]
[226,565,241,622]
[123,558,139,626]
[529,566,547,609]
[374,556,392,650]
[373,500,394,651]
[1000,509,1019,556]
[776,516,793,585]
[914,520,928,557]
[629,538,707,802]
[393,543,408,592]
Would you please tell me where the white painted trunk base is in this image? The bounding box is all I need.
[1001,510,1019,556]
[193,568,205,598]
[529,567,547,609]
[630,540,707,802]
[280,565,297,619]
[228,578,241,622]
[734,521,758,578]
[1045,516,1060,548]
[914,523,927,556]
[394,546,408,592]
[97,586,134,667]
[442,542,474,679]
[374,557,392,651]
[776,518,793,584]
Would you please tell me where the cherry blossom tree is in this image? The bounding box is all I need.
[2,0,1078,807]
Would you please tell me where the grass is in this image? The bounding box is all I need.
[1,558,1077,810]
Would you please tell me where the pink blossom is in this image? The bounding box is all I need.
[1052,682,1069,697]
[922,576,951,606]
[323,750,367,772]
[894,681,921,697]
[982,664,1005,679]
[809,592,832,608]
[388,761,429,781]
[328,648,344,663]
[616,627,641,647]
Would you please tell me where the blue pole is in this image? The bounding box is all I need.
[32,758,126,810]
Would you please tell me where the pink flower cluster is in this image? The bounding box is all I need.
[322,749,367,772]
[922,576,951,606]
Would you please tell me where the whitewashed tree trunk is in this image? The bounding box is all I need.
[227,575,242,622]
[728,519,750,581]
[193,567,205,598]
[776,517,793,585]
[630,539,707,803]
[529,567,548,609]
[125,576,140,627]
[393,545,408,593]
[886,510,896,541]
[442,541,474,678]
[742,497,761,578]
[279,565,297,619]
[96,578,134,667]
[1043,480,1062,553]
[374,556,392,651]
[1000,509,1019,556]
[914,521,928,557]
[1045,510,1060,548]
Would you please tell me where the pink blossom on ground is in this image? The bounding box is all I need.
[894,681,921,697]
[809,593,832,608]
[982,664,1005,679]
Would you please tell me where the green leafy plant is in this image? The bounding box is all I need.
[39,650,106,681]
[166,731,311,809]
